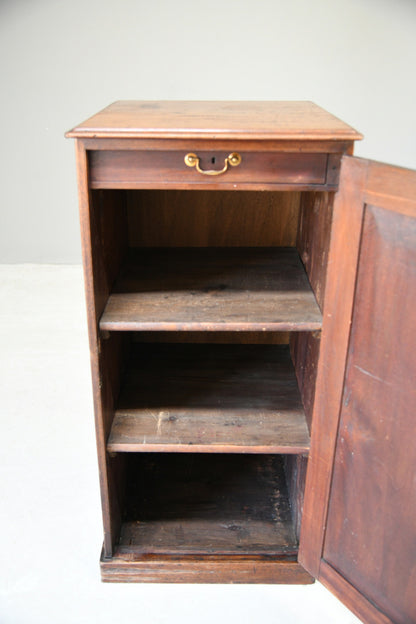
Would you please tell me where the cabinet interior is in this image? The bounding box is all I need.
[91,188,334,563]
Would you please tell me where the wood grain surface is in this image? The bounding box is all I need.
[323,200,416,624]
[68,102,367,591]
[300,156,416,624]
[100,553,313,584]
[66,101,362,141]
[89,149,328,189]
[99,247,322,331]
[119,454,297,555]
[76,144,126,556]
[291,191,334,428]
[107,343,310,454]
[299,157,368,576]
[126,190,300,248]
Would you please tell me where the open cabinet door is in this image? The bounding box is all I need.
[299,156,416,624]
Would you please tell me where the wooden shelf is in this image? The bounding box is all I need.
[108,344,310,454]
[118,454,298,556]
[99,247,322,332]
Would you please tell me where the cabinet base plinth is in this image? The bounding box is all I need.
[100,550,314,584]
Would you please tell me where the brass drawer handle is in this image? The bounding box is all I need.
[184,152,242,176]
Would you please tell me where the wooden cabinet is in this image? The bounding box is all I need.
[66,102,416,623]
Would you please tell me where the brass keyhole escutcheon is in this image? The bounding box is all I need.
[184,152,242,176]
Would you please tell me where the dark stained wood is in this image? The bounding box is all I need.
[99,247,323,332]
[66,101,362,141]
[325,154,343,186]
[296,192,334,309]
[123,189,298,346]
[67,102,363,590]
[299,157,367,576]
[289,333,320,431]
[301,156,416,624]
[90,189,129,293]
[291,191,334,427]
[365,160,416,215]
[319,561,394,624]
[285,454,308,540]
[323,201,416,624]
[132,331,290,345]
[89,149,328,190]
[75,141,126,557]
[297,191,334,310]
[127,190,300,248]
[107,344,310,454]
[101,554,313,584]
[81,136,355,154]
[120,454,298,555]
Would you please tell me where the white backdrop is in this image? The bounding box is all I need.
[0,0,415,262]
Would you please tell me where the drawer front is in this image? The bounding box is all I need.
[89,150,329,189]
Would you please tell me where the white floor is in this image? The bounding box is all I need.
[0,265,361,624]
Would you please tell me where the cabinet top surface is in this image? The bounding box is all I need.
[65,100,362,141]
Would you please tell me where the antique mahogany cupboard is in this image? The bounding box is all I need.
[66,102,416,624]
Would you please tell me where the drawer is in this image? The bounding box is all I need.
[88,149,330,189]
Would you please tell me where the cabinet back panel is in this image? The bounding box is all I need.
[126,190,300,247]
[131,331,290,344]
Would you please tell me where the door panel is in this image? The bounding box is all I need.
[324,202,416,623]
[300,157,416,624]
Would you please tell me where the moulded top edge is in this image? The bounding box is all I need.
[65,100,363,141]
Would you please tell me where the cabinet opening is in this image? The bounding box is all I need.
[104,337,310,555]
[92,188,333,429]
[93,189,330,335]
[107,341,311,455]
[114,452,306,558]
[91,188,333,324]
[91,187,334,562]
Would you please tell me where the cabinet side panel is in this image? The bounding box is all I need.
[75,142,128,555]
[291,191,334,427]
[323,203,416,624]
[289,333,320,430]
[285,455,308,540]
[91,189,129,294]
[297,191,334,310]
